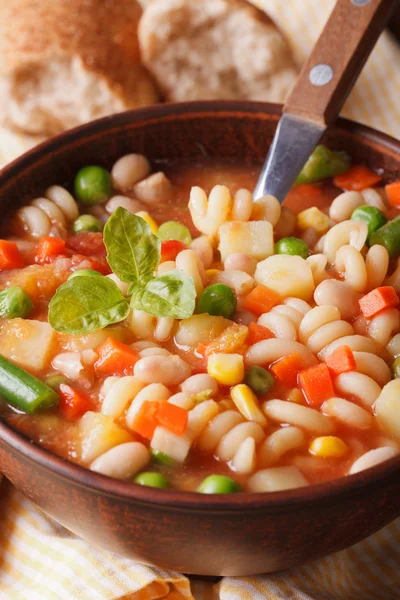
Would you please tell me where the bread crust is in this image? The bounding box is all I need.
[139,0,298,103]
[0,0,159,134]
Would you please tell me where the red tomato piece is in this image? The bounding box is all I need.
[67,232,106,257]
[161,240,187,262]
[58,384,93,421]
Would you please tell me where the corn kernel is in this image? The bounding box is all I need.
[206,268,222,278]
[297,207,330,234]
[231,384,267,425]
[309,436,349,458]
[135,211,158,234]
[287,388,305,404]
[207,353,244,386]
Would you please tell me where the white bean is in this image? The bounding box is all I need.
[231,189,253,221]
[180,374,218,396]
[334,372,381,407]
[329,191,364,222]
[101,377,145,418]
[134,172,172,204]
[263,400,334,434]
[105,195,143,215]
[348,447,398,475]
[90,442,149,480]
[247,467,308,492]
[322,397,373,430]
[259,427,305,467]
[214,270,254,296]
[111,154,151,190]
[314,279,362,320]
[232,437,256,474]
[168,392,195,410]
[190,236,214,269]
[106,273,130,295]
[134,355,191,385]
[224,253,257,276]
[246,339,316,367]
[258,312,297,341]
[368,308,400,346]
[251,194,281,226]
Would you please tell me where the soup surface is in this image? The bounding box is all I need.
[1,148,400,494]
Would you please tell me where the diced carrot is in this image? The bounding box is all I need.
[94,338,140,376]
[242,285,281,316]
[0,240,24,271]
[333,165,381,191]
[325,346,356,376]
[246,322,275,346]
[161,240,187,262]
[58,384,93,421]
[156,402,188,436]
[359,286,399,319]
[35,237,66,264]
[270,353,304,387]
[299,363,335,408]
[131,401,160,440]
[385,181,400,207]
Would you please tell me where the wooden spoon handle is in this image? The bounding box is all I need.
[283,0,398,127]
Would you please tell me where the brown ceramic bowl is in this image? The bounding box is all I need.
[0,102,400,576]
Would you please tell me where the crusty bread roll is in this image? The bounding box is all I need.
[0,127,45,167]
[0,0,159,139]
[138,0,298,103]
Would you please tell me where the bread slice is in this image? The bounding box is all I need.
[0,0,159,137]
[0,127,45,167]
[138,0,298,102]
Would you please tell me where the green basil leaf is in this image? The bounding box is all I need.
[103,207,160,284]
[131,269,196,319]
[48,276,130,334]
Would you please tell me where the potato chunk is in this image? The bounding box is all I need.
[254,255,315,300]
[219,221,273,262]
[79,412,133,463]
[0,319,56,372]
[374,379,400,439]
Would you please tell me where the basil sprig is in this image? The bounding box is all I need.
[48,209,196,334]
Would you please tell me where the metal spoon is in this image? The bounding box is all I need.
[254,0,398,203]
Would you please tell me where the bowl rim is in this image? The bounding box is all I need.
[0,99,400,511]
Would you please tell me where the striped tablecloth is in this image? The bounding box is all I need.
[1,1,400,599]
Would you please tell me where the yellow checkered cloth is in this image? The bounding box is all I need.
[1,1,400,599]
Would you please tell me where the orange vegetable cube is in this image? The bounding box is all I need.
[156,402,188,436]
[0,240,24,271]
[246,322,275,346]
[59,384,93,421]
[131,401,160,440]
[299,363,335,408]
[359,286,399,319]
[270,353,304,387]
[243,285,281,316]
[333,165,381,191]
[94,337,140,376]
[35,237,66,264]
[385,181,400,207]
[325,346,356,376]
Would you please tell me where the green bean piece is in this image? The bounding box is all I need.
[197,474,241,494]
[68,269,103,280]
[44,374,69,390]
[296,145,351,185]
[244,366,275,396]
[392,357,400,379]
[197,284,237,318]
[274,237,309,259]
[74,166,113,206]
[0,287,33,319]
[351,205,387,244]
[369,216,400,259]
[157,221,192,245]
[0,355,59,414]
[72,214,103,233]
[134,472,169,488]
[150,449,175,466]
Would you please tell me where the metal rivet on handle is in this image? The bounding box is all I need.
[309,64,334,87]
[351,0,372,6]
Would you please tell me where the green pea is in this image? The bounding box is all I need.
[68,269,103,280]
[296,145,351,185]
[351,205,387,243]
[134,472,169,488]
[369,216,400,259]
[45,374,69,390]
[275,237,309,259]
[157,221,192,245]
[74,166,113,205]
[244,365,275,396]
[392,357,400,379]
[150,449,175,466]
[197,284,237,318]
[72,214,103,233]
[197,474,241,494]
[0,287,33,319]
